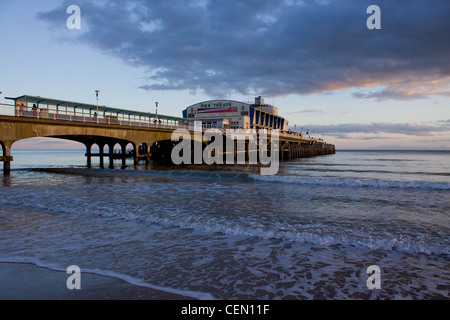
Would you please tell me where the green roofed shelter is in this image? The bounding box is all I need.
[6,95,186,127]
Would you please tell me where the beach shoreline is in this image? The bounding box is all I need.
[0,262,193,300]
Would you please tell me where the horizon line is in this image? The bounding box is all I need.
[10,148,450,152]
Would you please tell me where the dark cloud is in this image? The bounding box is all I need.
[38,0,450,99]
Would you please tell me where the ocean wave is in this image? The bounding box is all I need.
[27,167,254,182]
[287,166,450,177]
[105,209,449,256]
[0,188,447,256]
[0,256,216,300]
[249,174,450,190]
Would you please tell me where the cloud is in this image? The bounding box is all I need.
[330,133,390,140]
[352,76,450,101]
[301,120,450,137]
[287,109,326,115]
[37,0,450,99]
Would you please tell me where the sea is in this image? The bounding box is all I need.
[0,149,449,300]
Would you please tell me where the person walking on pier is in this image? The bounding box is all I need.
[32,104,38,118]
[19,104,25,117]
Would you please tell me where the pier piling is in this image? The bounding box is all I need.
[0,141,13,175]
[281,142,335,160]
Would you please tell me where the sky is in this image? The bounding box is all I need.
[0,0,449,150]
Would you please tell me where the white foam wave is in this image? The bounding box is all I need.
[0,256,216,300]
[129,212,448,256]
[250,174,450,190]
[1,191,447,256]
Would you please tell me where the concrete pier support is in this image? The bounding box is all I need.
[99,143,106,168]
[81,139,139,169]
[85,142,93,167]
[1,141,13,175]
[108,142,115,169]
[3,156,11,174]
[146,143,151,163]
[278,142,335,160]
[121,142,129,167]
[138,142,151,164]
[133,152,139,166]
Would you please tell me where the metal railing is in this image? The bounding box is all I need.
[0,103,325,143]
[0,103,192,131]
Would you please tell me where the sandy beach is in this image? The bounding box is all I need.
[0,262,192,300]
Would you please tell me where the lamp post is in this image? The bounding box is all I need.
[95,90,100,123]
[155,102,159,126]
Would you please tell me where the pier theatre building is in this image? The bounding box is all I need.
[182,96,289,132]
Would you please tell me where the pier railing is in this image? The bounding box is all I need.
[0,102,326,144]
[0,103,190,131]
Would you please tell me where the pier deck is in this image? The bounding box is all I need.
[1,95,335,173]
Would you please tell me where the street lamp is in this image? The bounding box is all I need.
[155,102,159,126]
[95,90,100,123]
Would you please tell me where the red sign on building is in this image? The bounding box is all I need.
[197,107,238,114]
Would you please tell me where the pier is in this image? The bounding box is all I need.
[280,142,336,160]
[0,95,335,174]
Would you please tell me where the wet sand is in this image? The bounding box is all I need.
[0,262,193,300]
